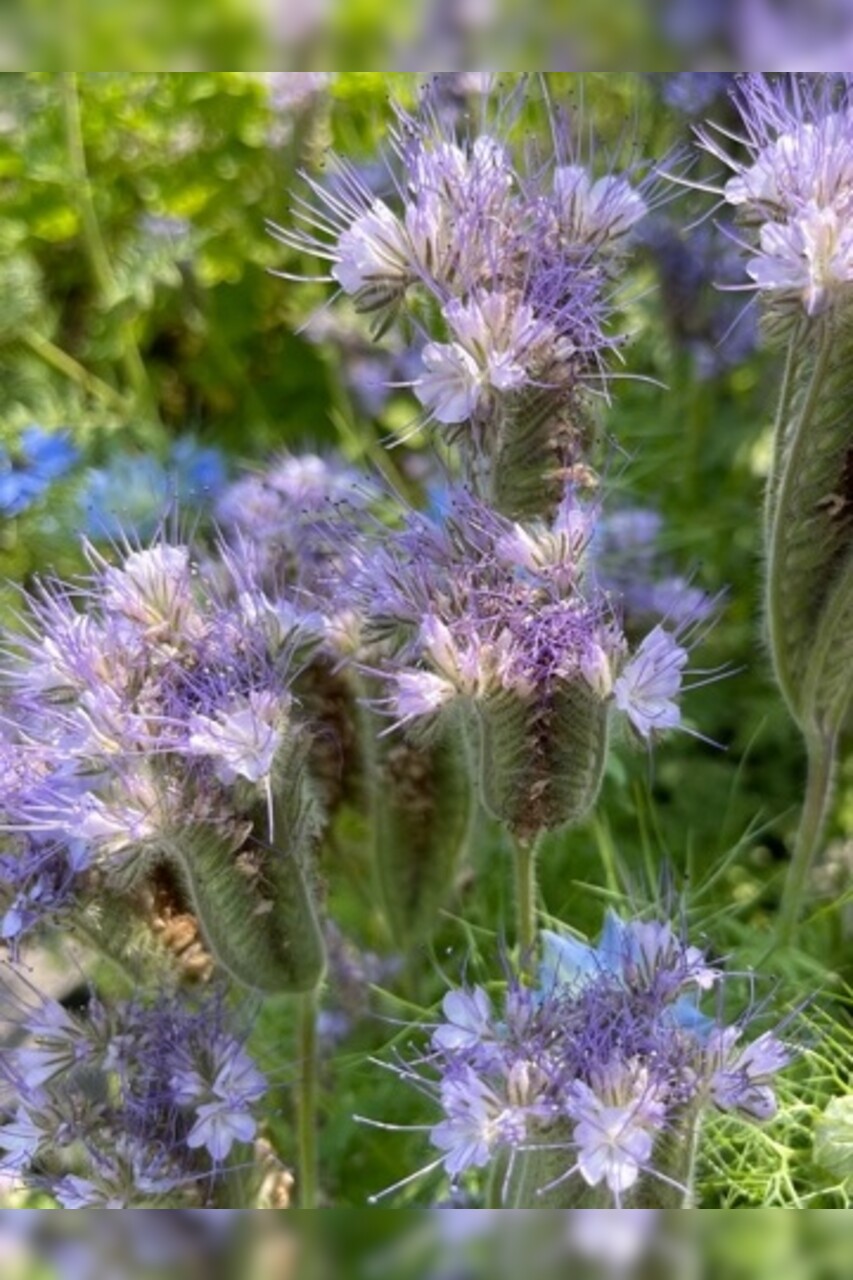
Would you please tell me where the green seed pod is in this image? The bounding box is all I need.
[165,773,326,995]
[367,718,473,947]
[474,679,609,840]
[766,314,853,733]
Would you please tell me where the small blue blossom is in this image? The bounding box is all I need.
[79,439,226,541]
[0,427,78,517]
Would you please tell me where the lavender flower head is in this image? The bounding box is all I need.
[0,532,318,939]
[0,981,267,1206]
[273,96,652,505]
[350,484,703,742]
[698,74,853,317]
[369,911,791,1207]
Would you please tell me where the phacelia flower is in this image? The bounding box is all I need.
[698,74,853,316]
[367,910,792,1207]
[0,532,318,930]
[275,94,649,491]
[342,484,708,834]
[612,626,688,741]
[0,983,267,1206]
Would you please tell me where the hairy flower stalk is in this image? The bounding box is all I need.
[698,73,853,939]
[365,912,791,1207]
[0,537,326,995]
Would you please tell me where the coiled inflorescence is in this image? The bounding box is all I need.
[0,536,326,992]
[0,982,267,1207]
[345,484,701,836]
[374,912,790,1207]
[273,99,651,515]
[699,73,853,319]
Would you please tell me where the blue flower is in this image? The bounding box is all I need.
[0,426,78,517]
[79,439,226,540]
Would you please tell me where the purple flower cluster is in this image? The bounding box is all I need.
[0,982,267,1206]
[699,74,853,317]
[0,536,314,918]
[273,100,650,471]
[381,912,790,1206]
[216,452,379,604]
[346,483,698,746]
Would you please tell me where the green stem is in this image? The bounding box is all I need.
[765,324,832,720]
[19,325,128,413]
[514,832,540,972]
[763,322,802,545]
[776,729,838,946]
[60,72,159,423]
[296,989,320,1209]
[681,1108,704,1208]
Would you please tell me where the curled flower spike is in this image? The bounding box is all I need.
[697,74,853,317]
[362,910,792,1207]
[0,982,269,1206]
[0,533,326,994]
[274,91,651,511]
[344,484,713,836]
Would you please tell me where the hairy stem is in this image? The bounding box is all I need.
[60,73,159,423]
[680,1108,704,1208]
[763,322,803,546]
[296,988,320,1209]
[514,832,541,973]
[776,729,838,946]
[765,325,832,720]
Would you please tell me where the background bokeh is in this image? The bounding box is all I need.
[0,1210,852,1277]
[3,2,853,70]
